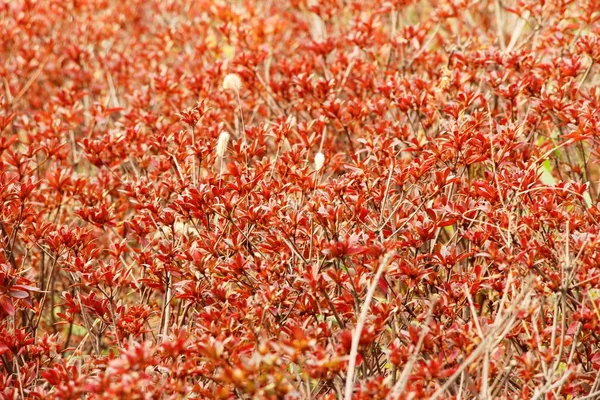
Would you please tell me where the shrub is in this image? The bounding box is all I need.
[1,0,600,398]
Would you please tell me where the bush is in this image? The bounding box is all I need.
[1,0,600,398]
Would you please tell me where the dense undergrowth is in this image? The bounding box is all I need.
[1,0,600,398]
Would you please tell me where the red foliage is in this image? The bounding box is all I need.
[1,0,600,398]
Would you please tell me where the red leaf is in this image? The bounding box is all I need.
[8,290,29,299]
[0,297,15,315]
[11,284,41,293]
[438,217,457,227]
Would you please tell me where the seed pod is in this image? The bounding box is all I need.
[222,73,243,92]
[216,131,230,158]
[314,152,325,171]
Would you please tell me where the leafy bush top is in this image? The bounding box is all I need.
[1,0,600,398]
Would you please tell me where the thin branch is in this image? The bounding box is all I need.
[344,251,394,400]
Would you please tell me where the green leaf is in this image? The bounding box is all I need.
[538,159,556,185]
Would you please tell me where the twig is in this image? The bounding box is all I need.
[10,55,50,107]
[405,23,441,69]
[344,251,394,400]
[388,300,437,399]
[530,368,573,400]
[429,279,533,400]
[494,0,506,50]
[505,11,531,53]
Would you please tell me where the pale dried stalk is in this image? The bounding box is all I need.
[429,278,533,400]
[344,251,394,400]
[530,369,573,400]
[388,301,437,399]
[494,0,506,50]
[464,285,489,398]
[505,11,531,53]
[160,271,172,340]
[10,55,50,106]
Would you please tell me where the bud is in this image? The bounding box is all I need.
[216,131,230,158]
[314,152,325,171]
[222,73,243,92]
